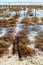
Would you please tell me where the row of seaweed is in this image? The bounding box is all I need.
[0,27,43,58]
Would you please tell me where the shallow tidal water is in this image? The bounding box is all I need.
[0,6,43,65]
[0,7,43,38]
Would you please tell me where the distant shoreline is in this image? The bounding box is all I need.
[0,2,43,5]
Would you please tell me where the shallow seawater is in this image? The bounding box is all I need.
[0,7,43,65]
[0,8,43,37]
[32,9,43,18]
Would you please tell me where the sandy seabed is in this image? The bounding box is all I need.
[0,44,43,65]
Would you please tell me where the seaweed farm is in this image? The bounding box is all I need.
[0,4,43,65]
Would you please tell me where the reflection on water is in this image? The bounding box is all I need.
[0,25,43,37]
[0,11,16,20]
[0,8,43,37]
